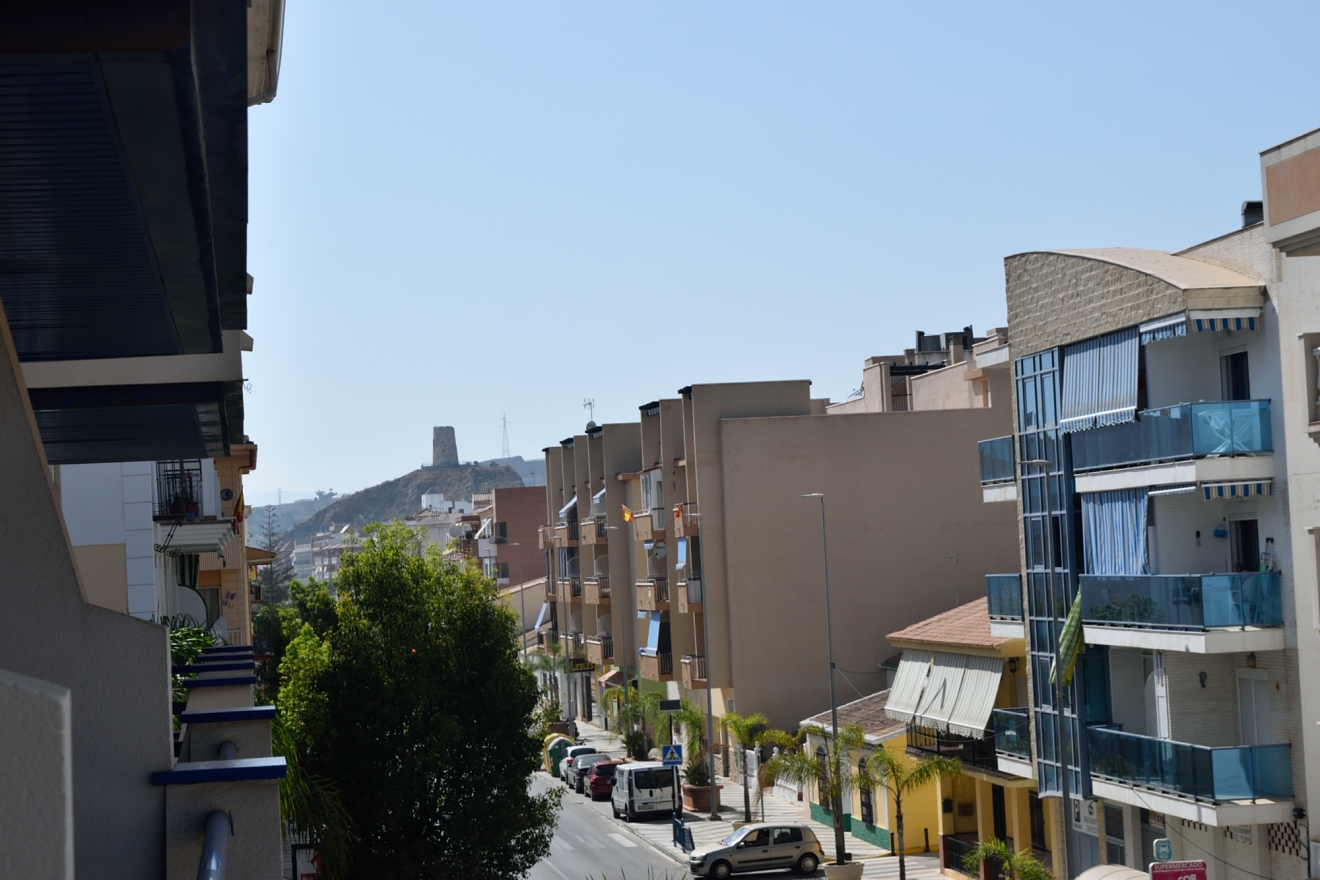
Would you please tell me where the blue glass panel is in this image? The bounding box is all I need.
[1079,573,1282,631]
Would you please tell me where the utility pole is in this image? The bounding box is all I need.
[500,414,511,460]
[803,493,846,865]
[511,542,525,655]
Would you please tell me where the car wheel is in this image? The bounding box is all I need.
[710,859,733,879]
[796,853,819,874]
[625,805,634,822]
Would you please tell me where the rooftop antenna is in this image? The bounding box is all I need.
[583,398,596,430]
[500,413,511,459]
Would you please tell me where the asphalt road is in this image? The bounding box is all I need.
[529,772,688,880]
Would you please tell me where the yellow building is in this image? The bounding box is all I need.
[797,690,942,855]
[883,598,1054,877]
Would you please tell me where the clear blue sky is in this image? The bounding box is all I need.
[244,0,1320,502]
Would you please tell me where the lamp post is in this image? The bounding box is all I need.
[552,533,575,721]
[510,542,525,656]
[603,525,628,713]
[1020,458,1070,879]
[802,493,845,865]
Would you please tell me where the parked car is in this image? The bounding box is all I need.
[558,745,597,783]
[611,761,680,821]
[586,760,622,800]
[570,752,613,793]
[689,823,822,878]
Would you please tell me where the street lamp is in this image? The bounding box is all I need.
[551,533,575,721]
[802,493,845,863]
[602,525,628,711]
[1020,458,1070,879]
[510,542,525,656]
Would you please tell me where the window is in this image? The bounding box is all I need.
[1230,519,1260,572]
[1105,804,1126,865]
[1222,351,1251,401]
[497,562,510,580]
[495,521,508,539]
[772,828,802,845]
[1029,793,1047,850]
[858,758,874,825]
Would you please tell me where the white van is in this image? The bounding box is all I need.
[611,762,681,821]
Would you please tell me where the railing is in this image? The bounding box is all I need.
[1079,572,1282,630]
[986,574,1023,620]
[992,708,1031,759]
[586,634,613,660]
[1087,726,1292,802]
[570,578,582,598]
[638,577,669,603]
[907,722,999,771]
[683,578,703,604]
[1071,400,1272,473]
[675,502,700,530]
[978,436,1016,485]
[943,835,977,875]
[584,576,611,602]
[639,651,674,678]
[155,459,204,518]
[682,654,707,681]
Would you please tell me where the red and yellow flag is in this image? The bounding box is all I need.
[621,505,634,523]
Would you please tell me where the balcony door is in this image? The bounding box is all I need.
[1238,671,1272,745]
[1229,519,1260,572]
[1221,350,1250,401]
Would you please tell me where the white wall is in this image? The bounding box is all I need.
[60,462,156,619]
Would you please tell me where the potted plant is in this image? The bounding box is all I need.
[680,755,722,811]
[962,838,1053,880]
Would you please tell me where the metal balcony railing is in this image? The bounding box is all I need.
[1079,572,1282,631]
[586,634,613,659]
[1087,726,1292,803]
[1071,400,1272,473]
[986,574,1023,620]
[907,722,998,771]
[681,654,706,680]
[978,436,1016,485]
[638,577,669,603]
[991,708,1031,759]
[155,459,204,518]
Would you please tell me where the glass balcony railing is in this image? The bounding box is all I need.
[1087,727,1292,803]
[986,574,1023,620]
[1079,572,1282,631]
[992,708,1031,760]
[978,436,1016,484]
[1071,400,1272,473]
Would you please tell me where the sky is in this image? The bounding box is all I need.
[243,0,1320,503]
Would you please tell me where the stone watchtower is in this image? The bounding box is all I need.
[432,426,458,467]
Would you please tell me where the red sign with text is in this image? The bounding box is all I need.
[1150,860,1207,880]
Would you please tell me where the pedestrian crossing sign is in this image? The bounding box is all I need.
[661,744,683,766]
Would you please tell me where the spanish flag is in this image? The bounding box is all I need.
[622,505,634,523]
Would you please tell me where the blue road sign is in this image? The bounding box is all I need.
[1153,839,1173,862]
[661,744,683,766]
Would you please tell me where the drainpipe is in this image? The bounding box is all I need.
[196,810,232,880]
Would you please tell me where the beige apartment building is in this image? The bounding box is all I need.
[536,328,1022,733]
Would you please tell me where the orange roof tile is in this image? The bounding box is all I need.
[886,597,1008,649]
[802,689,906,742]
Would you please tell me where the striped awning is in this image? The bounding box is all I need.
[911,652,968,731]
[1139,314,1188,345]
[1190,309,1260,333]
[1202,480,1273,500]
[883,649,932,723]
[945,656,1005,739]
[1060,328,1140,433]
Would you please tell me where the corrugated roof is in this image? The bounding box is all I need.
[886,598,1008,650]
[802,689,907,743]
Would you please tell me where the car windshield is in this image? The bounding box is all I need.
[593,764,616,776]
[720,828,751,847]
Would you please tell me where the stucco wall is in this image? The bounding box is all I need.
[718,407,1020,730]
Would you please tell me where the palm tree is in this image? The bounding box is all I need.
[525,643,563,706]
[721,710,769,823]
[763,723,859,866]
[860,743,962,880]
[605,686,661,760]
[962,838,1052,880]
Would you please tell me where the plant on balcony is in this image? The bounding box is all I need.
[961,838,1052,880]
[1086,593,1165,624]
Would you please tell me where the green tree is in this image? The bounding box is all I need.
[255,503,293,605]
[860,742,962,880]
[279,521,559,879]
[962,838,1053,880]
[720,711,768,823]
[606,686,661,760]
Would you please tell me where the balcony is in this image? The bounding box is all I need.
[584,576,611,604]
[1080,572,1284,653]
[1071,401,1273,492]
[676,578,702,613]
[906,722,999,773]
[586,635,614,666]
[552,521,580,547]
[681,654,707,689]
[632,508,666,542]
[544,578,556,599]
[1087,726,1293,824]
[639,650,674,682]
[557,576,581,598]
[636,578,669,611]
[986,574,1023,638]
[992,708,1033,778]
[155,460,204,519]
[538,525,554,551]
[673,502,700,537]
[978,436,1017,503]
[579,516,609,545]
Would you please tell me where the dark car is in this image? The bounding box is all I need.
[586,760,622,800]
[571,753,613,793]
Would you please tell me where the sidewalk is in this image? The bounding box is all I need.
[568,719,943,877]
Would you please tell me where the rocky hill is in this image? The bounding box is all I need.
[298,464,525,531]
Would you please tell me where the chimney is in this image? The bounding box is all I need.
[1242,200,1264,228]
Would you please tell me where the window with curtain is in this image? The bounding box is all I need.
[1060,327,1139,433]
[1081,488,1149,575]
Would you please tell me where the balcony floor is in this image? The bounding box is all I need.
[1074,455,1273,494]
[1089,777,1294,827]
[1082,624,1284,654]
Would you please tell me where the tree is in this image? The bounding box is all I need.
[606,686,660,761]
[255,503,294,605]
[720,711,768,824]
[860,743,962,880]
[279,521,560,879]
[962,838,1053,880]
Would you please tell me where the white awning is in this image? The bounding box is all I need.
[162,521,238,558]
[558,494,578,520]
[912,652,967,731]
[883,649,932,723]
[945,656,1005,738]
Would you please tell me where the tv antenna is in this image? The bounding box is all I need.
[583,398,596,424]
[500,413,511,459]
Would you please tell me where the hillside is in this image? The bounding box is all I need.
[298,464,525,531]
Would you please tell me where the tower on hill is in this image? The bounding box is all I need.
[432,426,458,467]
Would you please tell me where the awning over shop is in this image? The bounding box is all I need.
[883,649,932,723]
[1202,479,1273,500]
[558,494,577,520]
[1060,328,1139,433]
[597,669,626,689]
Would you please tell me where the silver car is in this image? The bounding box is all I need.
[689,823,822,878]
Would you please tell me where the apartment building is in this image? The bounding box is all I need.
[0,3,288,876]
[538,328,1022,734]
[987,206,1309,879]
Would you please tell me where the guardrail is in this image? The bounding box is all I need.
[1079,572,1282,630]
[1071,400,1272,473]
[1087,726,1292,802]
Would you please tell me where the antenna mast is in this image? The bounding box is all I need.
[500,414,511,459]
[583,398,596,424]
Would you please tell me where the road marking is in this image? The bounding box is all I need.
[572,833,606,849]
[549,836,575,851]
[543,859,572,880]
[607,833,638,848]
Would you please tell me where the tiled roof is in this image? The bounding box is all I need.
[886,597,1008,649]
[802,689,906,742]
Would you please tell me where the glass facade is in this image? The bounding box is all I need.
[1016,349,1090,800]
[978,435,1017,484]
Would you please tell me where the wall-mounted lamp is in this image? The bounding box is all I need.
[1007,658,1019,674]
[1199,671,1208,688]
[1247,652,1257,668]
[1293,806,1307,821]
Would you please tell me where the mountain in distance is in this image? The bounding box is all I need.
[298,463,526,532]
[478,455,544,486]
